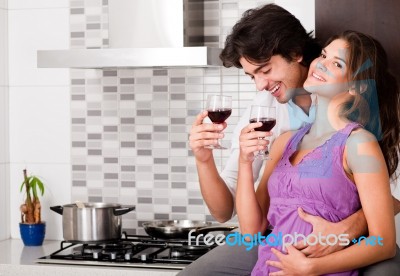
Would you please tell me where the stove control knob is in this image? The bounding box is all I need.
[140,254,147,262]
[124,252,132,261]
[93,249,101,259]
[110,252,117,260]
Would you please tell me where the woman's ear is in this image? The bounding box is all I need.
[348,83,368,95]
[348,88,357,96]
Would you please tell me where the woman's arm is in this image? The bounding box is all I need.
[236,126,292,235]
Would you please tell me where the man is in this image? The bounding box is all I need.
[182,4,400,276]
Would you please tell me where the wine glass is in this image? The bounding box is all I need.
[249,105,276,160]
[205,94,232,149]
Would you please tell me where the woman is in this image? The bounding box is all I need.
[236,30,400,275]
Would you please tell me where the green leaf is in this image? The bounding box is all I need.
[20,176,33,193]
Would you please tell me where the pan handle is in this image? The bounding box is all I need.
[113,205,135,216]
[50,205,63,215]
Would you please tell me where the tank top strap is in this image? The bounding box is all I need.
[330,122,363,147]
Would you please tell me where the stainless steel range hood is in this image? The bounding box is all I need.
[37,0,222,69]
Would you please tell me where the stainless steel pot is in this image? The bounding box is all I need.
[142,220,238,239]
[50,203,135,242]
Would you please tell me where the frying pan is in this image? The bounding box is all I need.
[142,220,238,239]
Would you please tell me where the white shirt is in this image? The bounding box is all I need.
[220,91,400,218]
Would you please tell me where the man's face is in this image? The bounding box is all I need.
[239,55,306,104]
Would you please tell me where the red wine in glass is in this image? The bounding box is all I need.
[208,109,232,123]
[205,95,232,149]
[249,106,276,160]
[250,117,276,131]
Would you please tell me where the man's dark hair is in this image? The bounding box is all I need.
[220,4,321,68]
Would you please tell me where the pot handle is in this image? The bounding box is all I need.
[50,205,63,215]
[113,205,135,216]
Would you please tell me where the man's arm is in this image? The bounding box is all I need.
[196,156,235,222]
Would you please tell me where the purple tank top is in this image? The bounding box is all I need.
[252,122,362,276]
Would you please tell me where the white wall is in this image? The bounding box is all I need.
[7,0,71,240]
[0,0,9,241]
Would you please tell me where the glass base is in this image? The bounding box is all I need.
[254,150,271,160]
[204,144,227,150]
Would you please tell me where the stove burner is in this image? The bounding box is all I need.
[83,245,103,254]
[170,248,186,258]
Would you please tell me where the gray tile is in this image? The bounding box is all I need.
[153,70,168,76]
[88,133,102,139]
[137,110,151,116]
[87,23,101,29]
[171,142,186,148]
[154,213,169,220]
[172,206,186,212]
[121,142,135,148]
[121,181,135,187]
[72,180,86,187]
[87,110,101,116]
[104,173,118,179]
[71,32,85,38]
[120,118,135,124]
[153,126,168,132]
[154,174,168,180]
[120,94,135,100]
[72,141,86,147]
[120,78,135,84]
[138,198,152,204]
[188,199,204,205]
[171,166,186,173]
[103,86,117,93]
[154,158,168,164]
[72,118,86,124]
[137,150,152,156]
[72,165,86,171]
[70,8,84,14]
[171,182,186,189]
[137,133,151,140]
[71,95,85,100]
[103,71,117,77]
[170,77,185,84]
[171,94,186,100]
[121,165,135,172]
[88,196,103,202]
[104,157,118,163]
[171,118,185,124]
[103,126,118,132]
[88,149,102,155]
[153,85,168,92]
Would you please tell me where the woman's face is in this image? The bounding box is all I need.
[304,38,351,97]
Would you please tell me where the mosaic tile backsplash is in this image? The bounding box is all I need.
[70,0,271,234]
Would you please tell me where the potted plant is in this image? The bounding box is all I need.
[19,168,46,246]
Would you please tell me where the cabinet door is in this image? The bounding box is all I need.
[315,0,400,85]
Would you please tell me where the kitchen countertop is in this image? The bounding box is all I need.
[0,239,180,276]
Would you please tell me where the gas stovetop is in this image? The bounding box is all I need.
[36,233,216,270]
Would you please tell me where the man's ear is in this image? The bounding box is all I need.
[295,55,303,63]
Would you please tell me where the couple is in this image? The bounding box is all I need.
[183,3,400,276]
